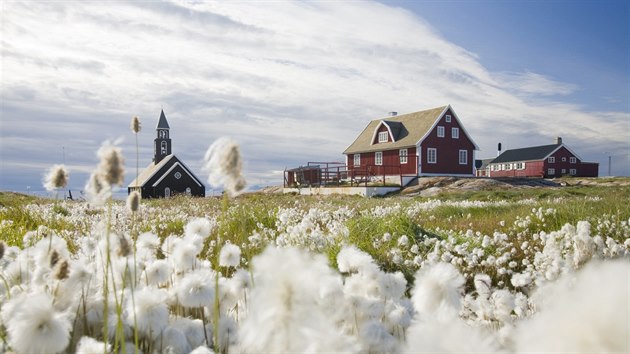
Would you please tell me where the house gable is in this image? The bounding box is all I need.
[416,105,479,150]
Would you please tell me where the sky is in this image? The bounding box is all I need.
[1,0,628,195]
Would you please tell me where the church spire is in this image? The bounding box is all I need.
[154,110,172,164]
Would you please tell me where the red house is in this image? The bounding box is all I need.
[343,105,479,185]
[487,137,599,178]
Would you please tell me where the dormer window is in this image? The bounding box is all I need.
[378,131,388,143]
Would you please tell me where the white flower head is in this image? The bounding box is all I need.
[203,137,246,197]
[185,217,214,240]
[126,287,169,339]
[43,164,69,192]
[96,140,125,186]
[6,292,71,354]
[411,262,465,321]
[219,243,241,267]
[131,115,141,134]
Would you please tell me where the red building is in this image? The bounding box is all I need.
[343,105,479,184]
[487,137,599,178]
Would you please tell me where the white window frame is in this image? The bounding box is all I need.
[378,131,388,143]
[375,151,383,165]
[570,168,577,175]
[562,157,566,162]
[548,168,555,175]
[445,114,451,123]
[516,162,525,170]
[561,168,566,174]
[459,150,467,165]
[427,148,437,164]
[548,156,555,163]
[504,163,512,171]
[452,127,459,139]
[399,149,408,164]
[437,126,445,138]
[570,157,576,164]
[354,154,361,167]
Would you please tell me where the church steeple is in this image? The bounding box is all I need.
[154,109,172,163]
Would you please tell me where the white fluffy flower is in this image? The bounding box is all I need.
[76,336,110,354]
[203,137,246,197]
[411,262,465,321]
[127,287,169,339]
[176,269,215,308]
[43,164,69,192]
[185,218,214,240]
[6,292,71,354]
[219,243,242,267]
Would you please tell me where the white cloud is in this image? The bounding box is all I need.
[1,0,628,192]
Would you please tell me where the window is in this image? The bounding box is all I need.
[445,114,451,123]
[561,169,567,174]
[459,150,467,165]
[570,157,576,164]
[548,157,555,163]
[164,187,171,198]
[427,148,437,164]
[437,126,445,137]
[378,131,388,143]
[548,168,555,176]
[399,149,408,164]
[516,162,525,170]
[562,157,566,162]
[161,141,167,154]
[375,152,383,165]
[452,127,459,139]
[354,154,361,166]
[185,187,191,195]
[570,169,577,175]
[504,163,512,171]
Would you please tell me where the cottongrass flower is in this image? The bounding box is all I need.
[203,137,246,197]
[5,292,71,354]
[131,115,141,134]
[43,164,69,192]
[85,170,110,206]
[97,140,125,187]
[190,345,215,354]
[126,287,169,339]
[185,217,214,240]
[76,336,110,354]
[238,246,357,353]
[411,262,465,321]
[219,243,241,267]
[515,259,630,353]
[176,268,215,308]
[127,190,141,213]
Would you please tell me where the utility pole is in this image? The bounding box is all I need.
[603,152,612,176]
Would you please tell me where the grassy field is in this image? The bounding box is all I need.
[1,178,628,279]
[0,178,628,353]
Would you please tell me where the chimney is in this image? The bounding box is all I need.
[555,136,562,145]
[388,112,397,117]
[497,142,502,157]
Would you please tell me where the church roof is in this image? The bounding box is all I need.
[156,109,170,129]
[127,154,175,188]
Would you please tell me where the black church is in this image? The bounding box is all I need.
[128,110,205,198]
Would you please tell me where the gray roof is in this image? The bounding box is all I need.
[156,109,170,129]
[344,106,447,154]
[475,158,494,169]
[491,144,561,163]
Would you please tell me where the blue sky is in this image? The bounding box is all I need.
[1,0,628,195]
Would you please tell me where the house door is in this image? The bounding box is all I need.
[165,187,171,198]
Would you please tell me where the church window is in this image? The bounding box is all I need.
[161,141,167,154]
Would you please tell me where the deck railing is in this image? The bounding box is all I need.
[284,157,418,188]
